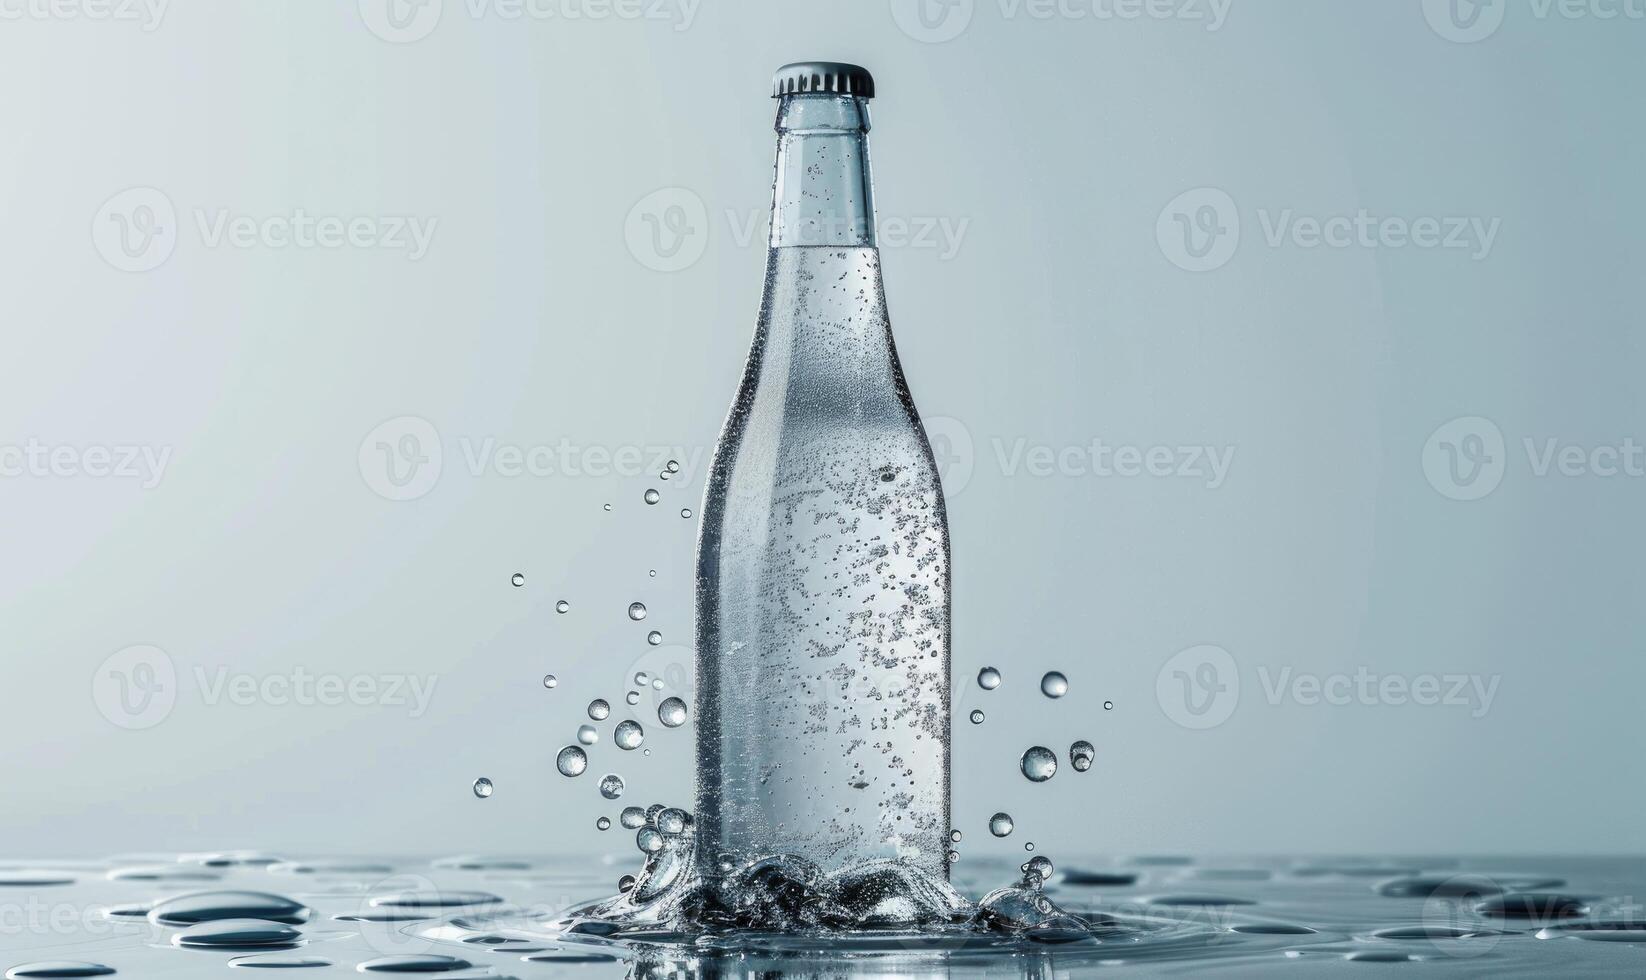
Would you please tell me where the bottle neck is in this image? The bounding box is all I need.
[769,94,877,249]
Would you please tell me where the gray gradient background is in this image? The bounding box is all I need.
[2,0,1641,861]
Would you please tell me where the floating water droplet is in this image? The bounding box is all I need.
[614,720,644,749]
[626,691,641,705]
[680,508,693,519]
[146,891,311,927]
[1025,842,1035,852]
[978,667,1001,690]
[172,919,303,950]
[644,489,660,505]
[969,709,985,724]
[620,806,647,829]
[542,674,557,689]
[658,697,688,728]
[657,808,688,835]
[1021,746,1057,782]
[471,778,493,799]
[357,955,474,973]
[367,891,502,909]
[1070,740,1095,772]
[577,725,598,745]
[1103,700,1114,710]
[617,874,637,893]
[1023,856,1054,882]
[628,602,647,621]
[2,963,116,978]
[226,955,333,969]
[647,630,662,646]
[596,816,611,831]
[666,460,680,473]
[636,829,664,854]
[555,600,570,614]
[990,812,1015,837]
[1040,671,1068,698]
[556,745,588,777]
[587,699,610,721]
[648,569,657,577]
[599,774,625,800]
[510,573,525,587]
[950,830,963,843]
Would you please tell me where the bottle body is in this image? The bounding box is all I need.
[694,244,952,881]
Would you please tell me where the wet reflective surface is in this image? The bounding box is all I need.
[2,855,1643,976]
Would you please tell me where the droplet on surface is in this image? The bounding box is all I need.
[644,489,660,505]
[471,778,493,799]
[1070,740,1095,772]
[4,963,116,978]
[628,602,647,621]
[969,709,985,724]
[596,816,611,831]
[357,955,474,973]
[172,919,303,950]
[657,808,689,834]
[1103,700,1114,710]
[555,600,570,614]
[658,697,688,728]
[556,745,588,777]
[226,954,332,968]
[599,774,625,800]
[620,806,647,829]
[617,874,637,893]
[1023,856,1055,882]
[587,699,610,721]
[367,891,502,909]
[634,672,649,685]
[510,573,525,587]
[614,720,644,750]
[626,691,641,705]
[950,830,963,843]
[666,460,680,473]
[577,725,599,745]
[978,667,1001,690]
[541,674,557,689]
[636,828,664,854]
[647,630,662,646]
[990,813,1015,838]
[1040,671,1068,698]
[680,508,693,519]
[147,891,311,927]
[1021,746,1058,782]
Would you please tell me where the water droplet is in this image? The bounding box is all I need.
[471,778,493,799]
[636,828,664,854]
[644,489,660,505]
[614,720,645,750]
[556,745,588,777]
[648,569,657,577]
[1025,842,1036,852]
[599,774,625,800]
[358,955,474,973]
[628,602,647,621]
[626,691,641,705]
[620,806,647,829]
[1021,746,1057,782]
[969,709,985,724]
[978,667,1001,690]
[1103,700,1114,710]
[1070,740,1095,772]
[634,671,649,685]
[666,460,680,473]
[989,812,1015,837]
[596,816,611,831]
[2,964,116,978]
[651,677,663,690]
[587,699,610,721]
[950,830,963,843]
[555,600,570,614]
[541,674,557,689]
[617,874,637,892]
[657,808,688,834]
[647,630,662,646]
[1040,671,1068,698]
[680,508,693,519]
[1023,856,1054,882]
[577,725,599,745]
[146,891,311,926]
[603,503,613,512]
[172,919,303,949]
[658,697,688,728]
[367,891,502,909]
[228,955,333,968]
[659,470,670,481]
[510,573,525,587]
[947,850,961,863]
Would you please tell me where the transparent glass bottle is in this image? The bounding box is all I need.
[694,64,952,882]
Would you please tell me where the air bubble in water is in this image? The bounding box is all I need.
[1040,671,1068,698]
[651,677,664,690]
[588,699,610,721]
[628,602,647,621]
[666,460,680,473]
[620,806,646,829]
[659,470,670,481]
[657,808,688,835]
[510,573,525,587]
[969,709,985,724]
[680,508,693,519]
[596,817,611,831]
[614,720,644,750]
[648,569,657,578]
[556,746,588,777]
[599,774,625,800]
[556,600,570,614]
[978,667,1001,690]
[1104,700,1114,710]
[947,850,961,863]
[577,725,598,746]
[644,489,660,505]
[647,631,662,646]
[658,697,688,728]
[634,672,649,686]
[1021,746,1057,782]
[1025,842,1035,852]
[990,812,1014,837]
[472,778,493,799]
[636,829,664,854]
[542,675,557,689]
[950,830,963,843]
[1070,740,1095,772]
[626,691,641,705]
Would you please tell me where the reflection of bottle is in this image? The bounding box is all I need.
[694,63,952,881]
